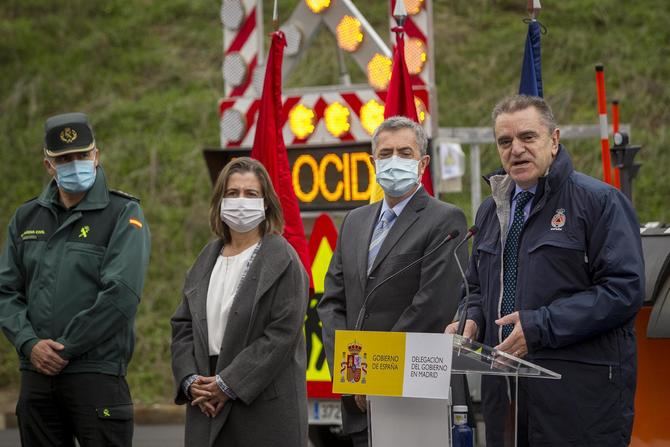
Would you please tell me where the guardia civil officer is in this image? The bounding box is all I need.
[0,112,151,446]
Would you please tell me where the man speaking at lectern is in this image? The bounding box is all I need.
[446,95,644,446]
[318,116,467,447]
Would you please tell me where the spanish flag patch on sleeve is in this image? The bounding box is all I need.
[129,218,143,229]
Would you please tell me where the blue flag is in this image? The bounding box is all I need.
[519,20,543,97]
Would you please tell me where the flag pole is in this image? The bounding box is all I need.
[393,0,407,26]
[527,0,541,21]
[272,0,279,31]
[595,64,613,185]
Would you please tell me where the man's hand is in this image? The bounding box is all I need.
[30,339,68,376]
[354,394,367,413]
[495,312,527,358]
[190,376,229,418]
[444,319,478,339]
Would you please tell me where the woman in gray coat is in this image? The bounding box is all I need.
[171,157,309,447]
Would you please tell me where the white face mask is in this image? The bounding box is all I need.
[375,156,420,197]
[220,198,266,233]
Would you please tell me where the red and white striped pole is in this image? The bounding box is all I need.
[595,64,612,185]
[611,99,621,189]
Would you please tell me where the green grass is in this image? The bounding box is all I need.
[1,0,668,402]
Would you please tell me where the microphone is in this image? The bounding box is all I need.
[455,226,478,336]
[354,229,460,330]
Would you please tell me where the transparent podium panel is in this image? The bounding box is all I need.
[366,335,561,447]
[451,334,561,379]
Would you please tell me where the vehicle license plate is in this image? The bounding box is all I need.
[309,399,342,425]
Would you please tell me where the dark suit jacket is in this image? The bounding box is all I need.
[171,234,309,447]
[317,187,467,434]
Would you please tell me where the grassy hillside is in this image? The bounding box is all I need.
[1,0,668,403]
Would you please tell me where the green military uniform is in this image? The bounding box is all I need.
[0,166,150,375]
[0,164,150,446]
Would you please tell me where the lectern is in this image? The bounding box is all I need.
[332,331,560,447]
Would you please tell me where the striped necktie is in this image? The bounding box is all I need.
[367,209,397,274]
[501,191,534,339]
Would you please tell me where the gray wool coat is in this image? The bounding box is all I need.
[171,234,309,447]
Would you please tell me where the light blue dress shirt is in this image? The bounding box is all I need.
[508,183,537,230]
[377,184,422,230]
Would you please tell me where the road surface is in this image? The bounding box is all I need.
[0,425,185,447]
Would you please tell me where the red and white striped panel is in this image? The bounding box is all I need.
[218,87,432,148]
[222,0,262,98]
[388,0,433,90]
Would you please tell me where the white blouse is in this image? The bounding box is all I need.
[206,243,258,356]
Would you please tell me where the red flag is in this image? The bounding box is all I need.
[250,31,312,286]
[384,28,434,196]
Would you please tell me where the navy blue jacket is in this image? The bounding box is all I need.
[467,146,644,366]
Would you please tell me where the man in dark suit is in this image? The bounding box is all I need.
[318,116,467,446]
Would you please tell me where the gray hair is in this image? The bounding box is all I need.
[492,95,557,135]
[371,116,428,156]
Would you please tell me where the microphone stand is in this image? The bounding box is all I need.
[455,226,478,336]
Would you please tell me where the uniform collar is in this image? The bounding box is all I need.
[37,166,110,211]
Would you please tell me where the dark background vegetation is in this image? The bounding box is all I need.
[1,0,668,403]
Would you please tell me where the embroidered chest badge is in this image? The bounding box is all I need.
[78,225,90,238]
[550,208,566,231]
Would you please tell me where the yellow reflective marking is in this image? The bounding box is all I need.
[78,225,90,238]
[311,238,333,294]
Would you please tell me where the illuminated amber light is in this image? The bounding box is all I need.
[291,152,374,203]
[403,0,425,15]
[414,96,428,123]
[305,0,331,14]
[336,16,364,52]
[319,154,344,202]
[404,38,427,75]
[324,102,351,137]
[289,104,316,140]
[366,54,392,90]
[360,99,385,135]
[342,153,351,200]
[293,155,319,202]
[350,152,375,200]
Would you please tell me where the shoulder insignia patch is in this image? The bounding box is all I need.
[129,218,143,229]
[110,189,140,202]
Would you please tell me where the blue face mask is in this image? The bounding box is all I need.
[53,160,97,193]
[375,156,420,197]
